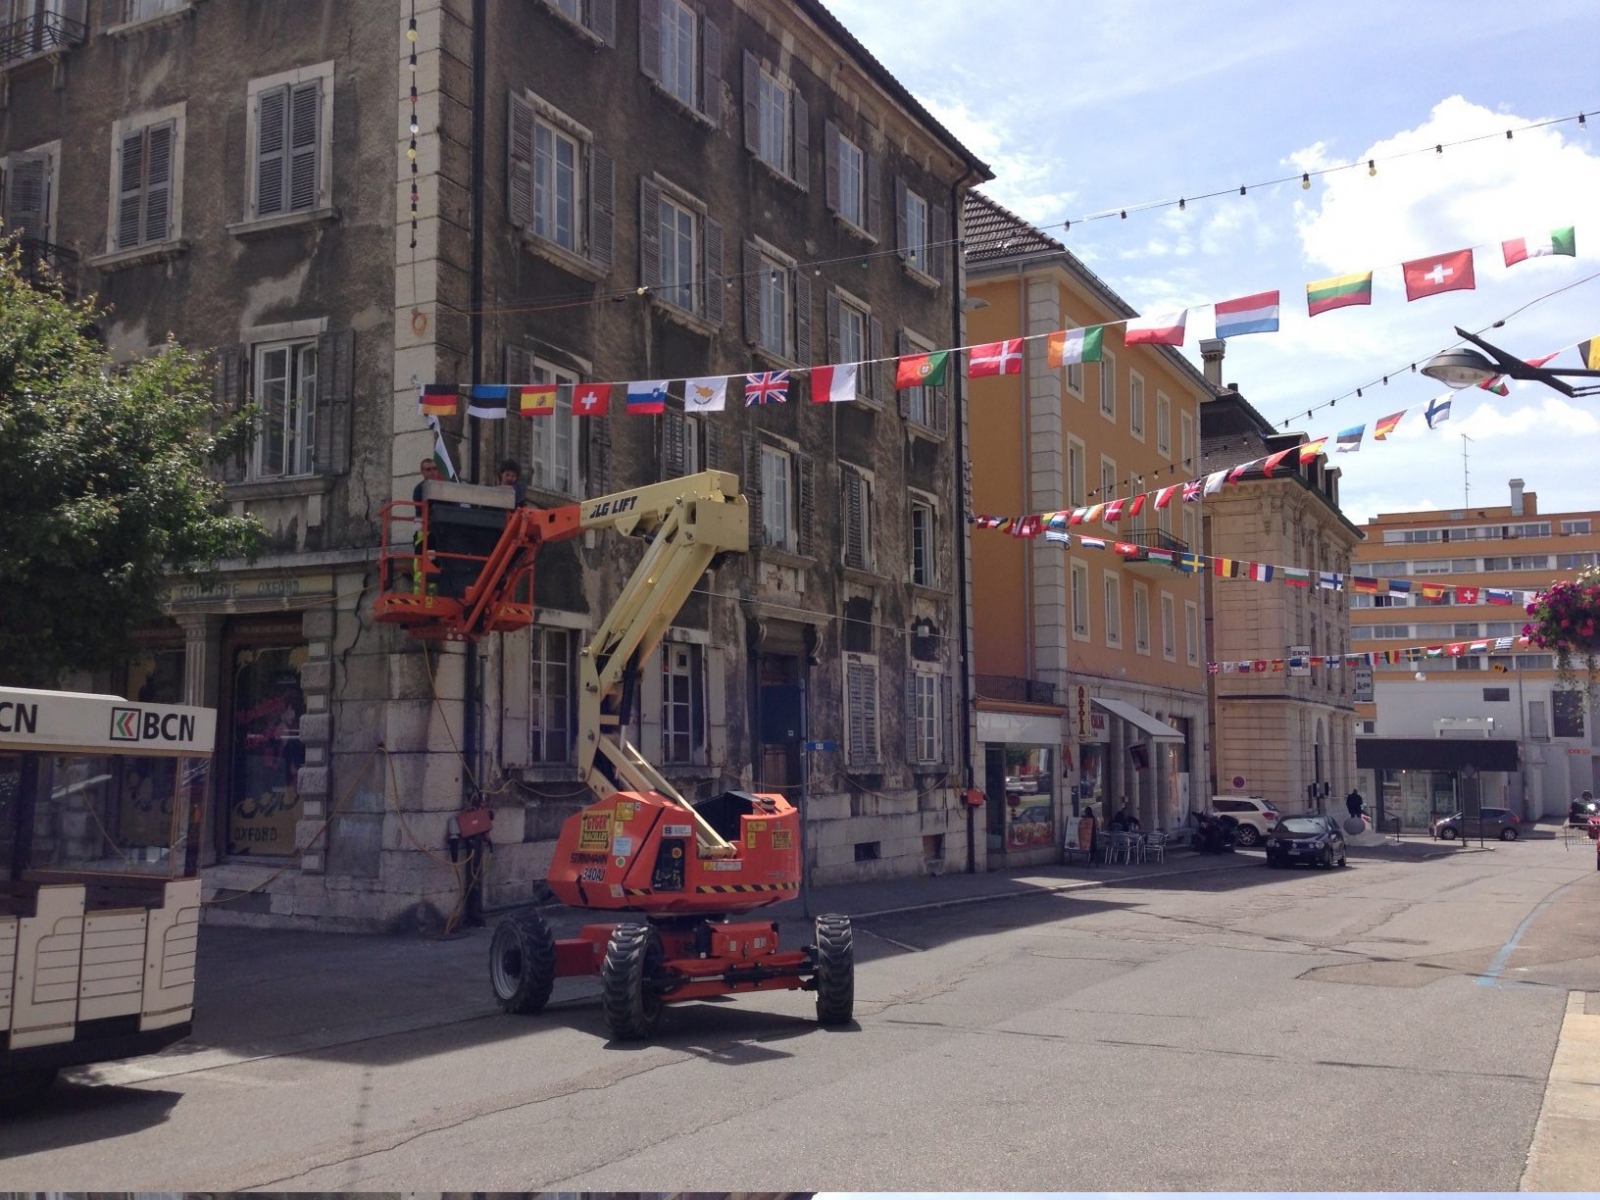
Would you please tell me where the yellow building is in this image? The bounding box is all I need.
[963,194,1211,865]
[1350,479,1600,823]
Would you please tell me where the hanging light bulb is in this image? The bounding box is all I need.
[1506,129,1514,140]
[1178,198,1186,211]
[1367,159,1376,176]
[1579,112,1587,127]
[1239,185,1246,196]
[1119,210,1127,220]
[1435,144,1443,155]
[1301,173,1310,189]
[409,115,419,134]
[407,16,417,41]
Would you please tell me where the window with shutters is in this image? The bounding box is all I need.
[504,351,580,497]
[1067,437,1086,507]
[760,445,793,551]
[119,0,186,24]
[1180,409,1195,473]
[845,653,880,767]
[1099,349,1116,420]
[838,134,864,228]
[901,330,936,427]
[1103,571,1122,648]
[640,177,722,327]
[841,464,873,572]
[902,187,928,271]
[661,640,705,765]
[542,0,616,44]
[1155,390,1171,457]
[252,338,316,479]
[1185,600,1200,667]
[245,64,331,222]
[910,499,935,587]
[530,626,575,764]
[658,193,696,310]
[641,0,719,123]
[1182,505,1197,552]
[1064,356,1083,397]
[2,141,58,246]
[1160,592,1177,661]
[1133,583,1151,654]
[1070,560,1091,640]
[507,90,614,275]
[111,118,176,250]
[743,52,806,187]
[909,670,940,766]
[1099,455,1116,521]
[1129,371,1145,440]
[758,251,791,358]
[658,0,695,107]
[756,65,790,174]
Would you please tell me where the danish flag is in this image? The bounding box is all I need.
[967,339,1024,377]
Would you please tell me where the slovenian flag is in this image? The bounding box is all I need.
[1503,227,1575,266]
[1123,309,1188,346]
[1213,290,1280,339]
[1486,588,1514,605]
[809,363,858,404]
[626,380,669,415]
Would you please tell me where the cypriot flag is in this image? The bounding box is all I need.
[684,377,728,413]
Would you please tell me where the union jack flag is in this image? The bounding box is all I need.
[744,371,790,405]
[1182,479,1202,502]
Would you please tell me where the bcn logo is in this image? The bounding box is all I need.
[110,707,198,743]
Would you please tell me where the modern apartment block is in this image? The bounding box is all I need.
[1197,341,1362,818]
[1,0,989,928]
[1350,478,1600,825]
[963,194,1213,864]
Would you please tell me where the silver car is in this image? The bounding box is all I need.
[1431,808,1521,841]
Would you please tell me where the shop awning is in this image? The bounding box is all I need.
[1091,696,1185,741]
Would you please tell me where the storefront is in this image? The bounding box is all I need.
[977,706,1066,868]
[1356,737,1520,831]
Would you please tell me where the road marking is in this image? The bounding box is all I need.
[1521,991,1600,1190]
[1478,872,1589,987]
[857,926,923,953]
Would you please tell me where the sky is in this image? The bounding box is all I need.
[825,0,1600,525]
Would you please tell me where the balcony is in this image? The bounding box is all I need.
[1117,529,1193,577]
[0,7,86,69]
[14,237,78,298]
[975,674,1058,706]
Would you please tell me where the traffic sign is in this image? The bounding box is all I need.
[803,741,835,752]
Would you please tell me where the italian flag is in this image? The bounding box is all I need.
[1503,227,1575,266]
[809,363,858,404]
[895,350,949,390]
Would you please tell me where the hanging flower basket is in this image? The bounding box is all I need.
[1523,565,1600,690]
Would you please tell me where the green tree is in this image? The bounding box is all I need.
[0,248,261,688]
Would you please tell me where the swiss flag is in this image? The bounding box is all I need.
[1455,586,1480,605]
[967,339,1023,377]
[1402,249,1476,301]
[572,383,612,416]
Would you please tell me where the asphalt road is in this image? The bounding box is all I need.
[5,838,1598,1191]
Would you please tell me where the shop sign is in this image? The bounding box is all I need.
[171,573,335,604]
[1352,665,1374,703]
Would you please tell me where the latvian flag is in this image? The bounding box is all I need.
[1503,226,1575,266]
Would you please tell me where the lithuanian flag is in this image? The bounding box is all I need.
[1306,271,1373,317]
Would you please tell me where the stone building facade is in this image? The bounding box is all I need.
[1198,340,1362,812]
[1,0,988,929]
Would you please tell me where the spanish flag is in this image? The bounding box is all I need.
[519,384,558,416]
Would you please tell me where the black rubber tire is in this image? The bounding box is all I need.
[1234,824,1260,847]
[0,1067,57,1115]
[1440,827,1459,840]
[1501,827,1519,842]
[1265,855,1280,869]
[813,914,854,1026]
[601,923,664,1040]
[1338,853,1348,867]
[1321,847,1334,870]
[489,910,557,1015]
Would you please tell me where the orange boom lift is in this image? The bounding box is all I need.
[373,470,852,1038]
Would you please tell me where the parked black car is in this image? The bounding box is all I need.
[1264,815,1348,869]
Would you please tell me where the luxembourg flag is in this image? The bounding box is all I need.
[1213,290,1280,339]
[809,363,859,404]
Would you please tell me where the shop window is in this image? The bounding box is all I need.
[1553,691,1586,739]
[531,626,574,763]
[661,641,705,765]
[226,643,307,856]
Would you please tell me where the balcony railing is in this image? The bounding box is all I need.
[0,9,86,68]
[14,237,78,298]
[975,674,1057,706]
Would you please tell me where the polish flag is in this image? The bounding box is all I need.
[1123,309,1188,346]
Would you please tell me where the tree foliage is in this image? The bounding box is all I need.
[0,248,261,688]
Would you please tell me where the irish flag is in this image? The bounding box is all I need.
[809,363,859,404]
[1123,309,1187,346]
[1046,325,1104,367]
[1306,271,1373,317]
[1503,227,1575,266]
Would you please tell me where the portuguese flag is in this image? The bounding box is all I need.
[1503,226,1575,266]
[1306,271,1373,317]
[895,349,949,390]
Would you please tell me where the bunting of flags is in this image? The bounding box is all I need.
[1207,634,1537,676]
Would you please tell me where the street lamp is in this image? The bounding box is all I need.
[1422,327,1600,397]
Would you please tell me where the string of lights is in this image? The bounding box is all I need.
[406,3,420,251]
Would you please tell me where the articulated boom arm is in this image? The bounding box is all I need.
[573,471,750,853]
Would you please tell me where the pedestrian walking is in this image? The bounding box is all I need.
[1346,788,1365,821]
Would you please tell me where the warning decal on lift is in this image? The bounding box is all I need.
[578,812,611,852]
[771,828,793,850]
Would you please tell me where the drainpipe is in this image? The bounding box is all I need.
[952,165,979,872]
[463,0,487,809]
[1017,260,1032,680]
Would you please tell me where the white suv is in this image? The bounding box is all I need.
[1211,797,1280,846]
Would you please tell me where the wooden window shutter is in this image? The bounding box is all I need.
[866,150,882,241]
[896,330,911,420]
[588,0,617,45]
[507,92,534,229]
[503,345,533,467]
[638,0,661,81]
[790,86,809,191]
[704,420,724,472]
[905,678,919,765]
[287,80,321,212]
[893,175,907,261]
[823,119,840,213]
[742,435,764,548]
[116,129,145,250]
[929,201,949,285]
[793,268,811,365]
[662,407,687,478]
[702,216,724,326]
[742,51,760,154]
[940,674,955,768]
[638,176,663,291]
[742,238,760,345]
[501,628,533,769]
[142,121,174,246]
[699,16,722,126]
[842,465,865,569]
[6,153,49,240]
[935,368,950,437]
[313,328,355,476]
[847,661,866,763]
[588,144,616,269]
[868,315,884,403]
[587,411,612,497]
[824,290,841,364]
[795,452,815,559]
[256,84,287,217]
[214,344,249,483]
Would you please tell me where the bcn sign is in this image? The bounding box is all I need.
[0,686,215,757]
